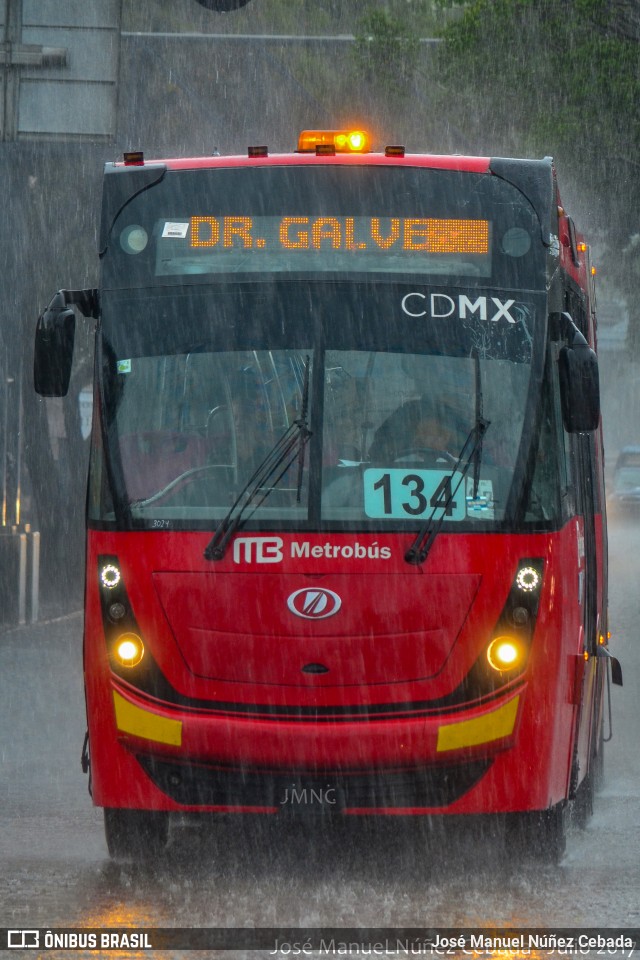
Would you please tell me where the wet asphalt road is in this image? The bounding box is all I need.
[0,512,638,957]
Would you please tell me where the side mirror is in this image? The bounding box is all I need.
[34,291,76,397]
[596,644,623,686]
[557,312,600,432]
[610,656,623,687]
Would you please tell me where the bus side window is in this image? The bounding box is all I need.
[526,369,563,522]
[550,343,573,500]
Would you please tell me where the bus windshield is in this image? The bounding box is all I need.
[90,280,555,531]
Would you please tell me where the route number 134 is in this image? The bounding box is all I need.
[363,468,467,521]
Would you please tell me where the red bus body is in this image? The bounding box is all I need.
[37,136,615,855]
[86,524,597,816]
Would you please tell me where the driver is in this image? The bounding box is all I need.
[368,397,469,463]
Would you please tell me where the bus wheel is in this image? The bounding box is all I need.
[506,803,566,864]
[104,808,169,860]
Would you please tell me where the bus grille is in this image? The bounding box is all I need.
[137,756,491,810]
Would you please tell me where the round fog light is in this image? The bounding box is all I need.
[487,635,525,672]
[114,633,144,667]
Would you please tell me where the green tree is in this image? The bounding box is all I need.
[352,10,422,96]
[434,0,640,349]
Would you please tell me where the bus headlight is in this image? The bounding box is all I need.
[515,565,541,593]
[487,635,526,672]
[100,562,121,590]
[114,633,145,668]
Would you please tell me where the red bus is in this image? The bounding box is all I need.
[35,129,621,861]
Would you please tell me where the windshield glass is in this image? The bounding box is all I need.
[104,165,545,288]
[321,350,521,524]
[89,281,549,531]
[112,349,309,520]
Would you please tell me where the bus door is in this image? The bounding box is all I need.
[566,291,602,796]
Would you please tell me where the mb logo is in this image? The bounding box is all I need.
[8,930,39,948]
[233,536,283,563]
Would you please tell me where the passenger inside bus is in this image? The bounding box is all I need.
[321,395,475,516]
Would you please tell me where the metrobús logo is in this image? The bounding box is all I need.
[287,588,342,620]
[232,536,391,564]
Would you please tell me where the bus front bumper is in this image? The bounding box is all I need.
[96,683,527,814]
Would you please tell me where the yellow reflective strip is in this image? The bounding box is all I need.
[437,696,519,753]
[113,691,182,746]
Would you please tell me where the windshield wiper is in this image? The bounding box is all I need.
[405,349,489,566]
[204,356,312,561]
[295,352,311,501]
[470,346,486,500]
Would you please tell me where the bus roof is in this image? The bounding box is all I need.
[113,152,492,173]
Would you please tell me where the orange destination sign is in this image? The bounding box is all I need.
[187,216,489,255]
